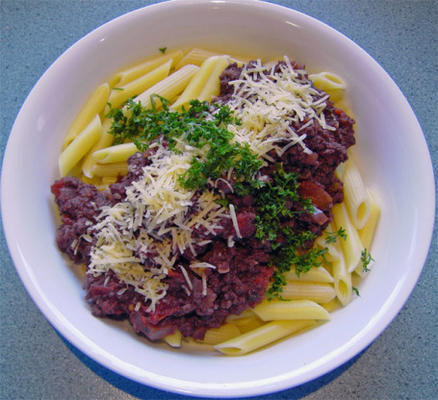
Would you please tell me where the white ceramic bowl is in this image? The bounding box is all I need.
[1,0,435,397]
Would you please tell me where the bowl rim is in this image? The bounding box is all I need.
[1,0,435,397]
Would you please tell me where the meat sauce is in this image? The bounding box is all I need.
[51,61,355,342]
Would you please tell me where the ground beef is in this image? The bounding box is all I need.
[51,60,355,343]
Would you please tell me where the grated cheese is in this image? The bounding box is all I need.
[201,273,207,297]
[190,262,217,269]
[222,56,335,160]
[87,142,228,311]
[229,204,242,239]
[179,265,193,290]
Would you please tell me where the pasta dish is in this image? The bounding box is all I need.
[51,48,380,355]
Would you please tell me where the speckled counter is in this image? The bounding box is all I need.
[1,1,437,399]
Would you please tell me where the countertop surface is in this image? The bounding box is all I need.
[1,1,437,399]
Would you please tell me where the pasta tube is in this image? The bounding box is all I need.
[200,323,241,345]
[175,48,219,68]
[252,300,330,321]
[230,316,264,334]
[358,191,380,249]
[335,162,345,180]
[309,71,346,102]
[91,142,138,164]
[164,330,182,348]
[198,56,230,102]
[281,282,336,304]
[226,309,254,321]
[285,265,334,283]
[105,59,172,111]
[214,320,315,356]
[91,162,128,177]
[343,158,371,230]
[321,298,342,313]
[81,118,114,178]
[315,224,343,263]
[101,176,117,186]
[134,64,199,109]
[62,83,110,149]
[332,202,364,272]
[172,56,229,110]
[59,115,102,176]
[115,49,184,86]
[331,242,352,306]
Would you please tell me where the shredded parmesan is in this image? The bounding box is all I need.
[179,265,193,290]
[222,56,336,160]
[190,262,217,269]
[181,284,191,296]
[87,144,228,311]
[229,204,242,239]
[201,273,207,297]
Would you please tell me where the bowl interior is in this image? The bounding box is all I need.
[1,0,434,397]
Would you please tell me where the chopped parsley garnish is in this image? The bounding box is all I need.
[352,286,360,296]
[232,166,327,299]
[159,47,167,54]
[325,227,347,243]
[107,98,262,189]
[360,248,374,272]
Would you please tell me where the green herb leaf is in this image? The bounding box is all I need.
[360,248,374,272]
[325,227,347,243]
[159,47,167,54]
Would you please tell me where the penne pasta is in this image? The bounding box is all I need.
[332,202,364,273]
[91,142,138,164]
[285,265,334,283]
[91,162,128,177]
[175,48,219,69]
[252,299,330,321]
[230,316,264,334]
[321,298,342,313]
[115,49,184,86]
[315,224,343,263]
[225,309,254,321]
[214,320,315,356]
[335,162,345,180]
[81,118,115,178]
[199,323,241,345]
[330,242,352,306]
[309,71,346,102]
[172,56,229,110]
[62,83,110,150]
[181,338,214,352]
[343,158,371,230]
[81,175,102,187]
[281,281,336,304]
[107,73,121,89]
[59,115,102,176]
[134,64,199,109]
[101,176,118,186]
[198,56,230,102]
[105,59,173,112]
[358,191,380,249]
[164,330,182,348]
